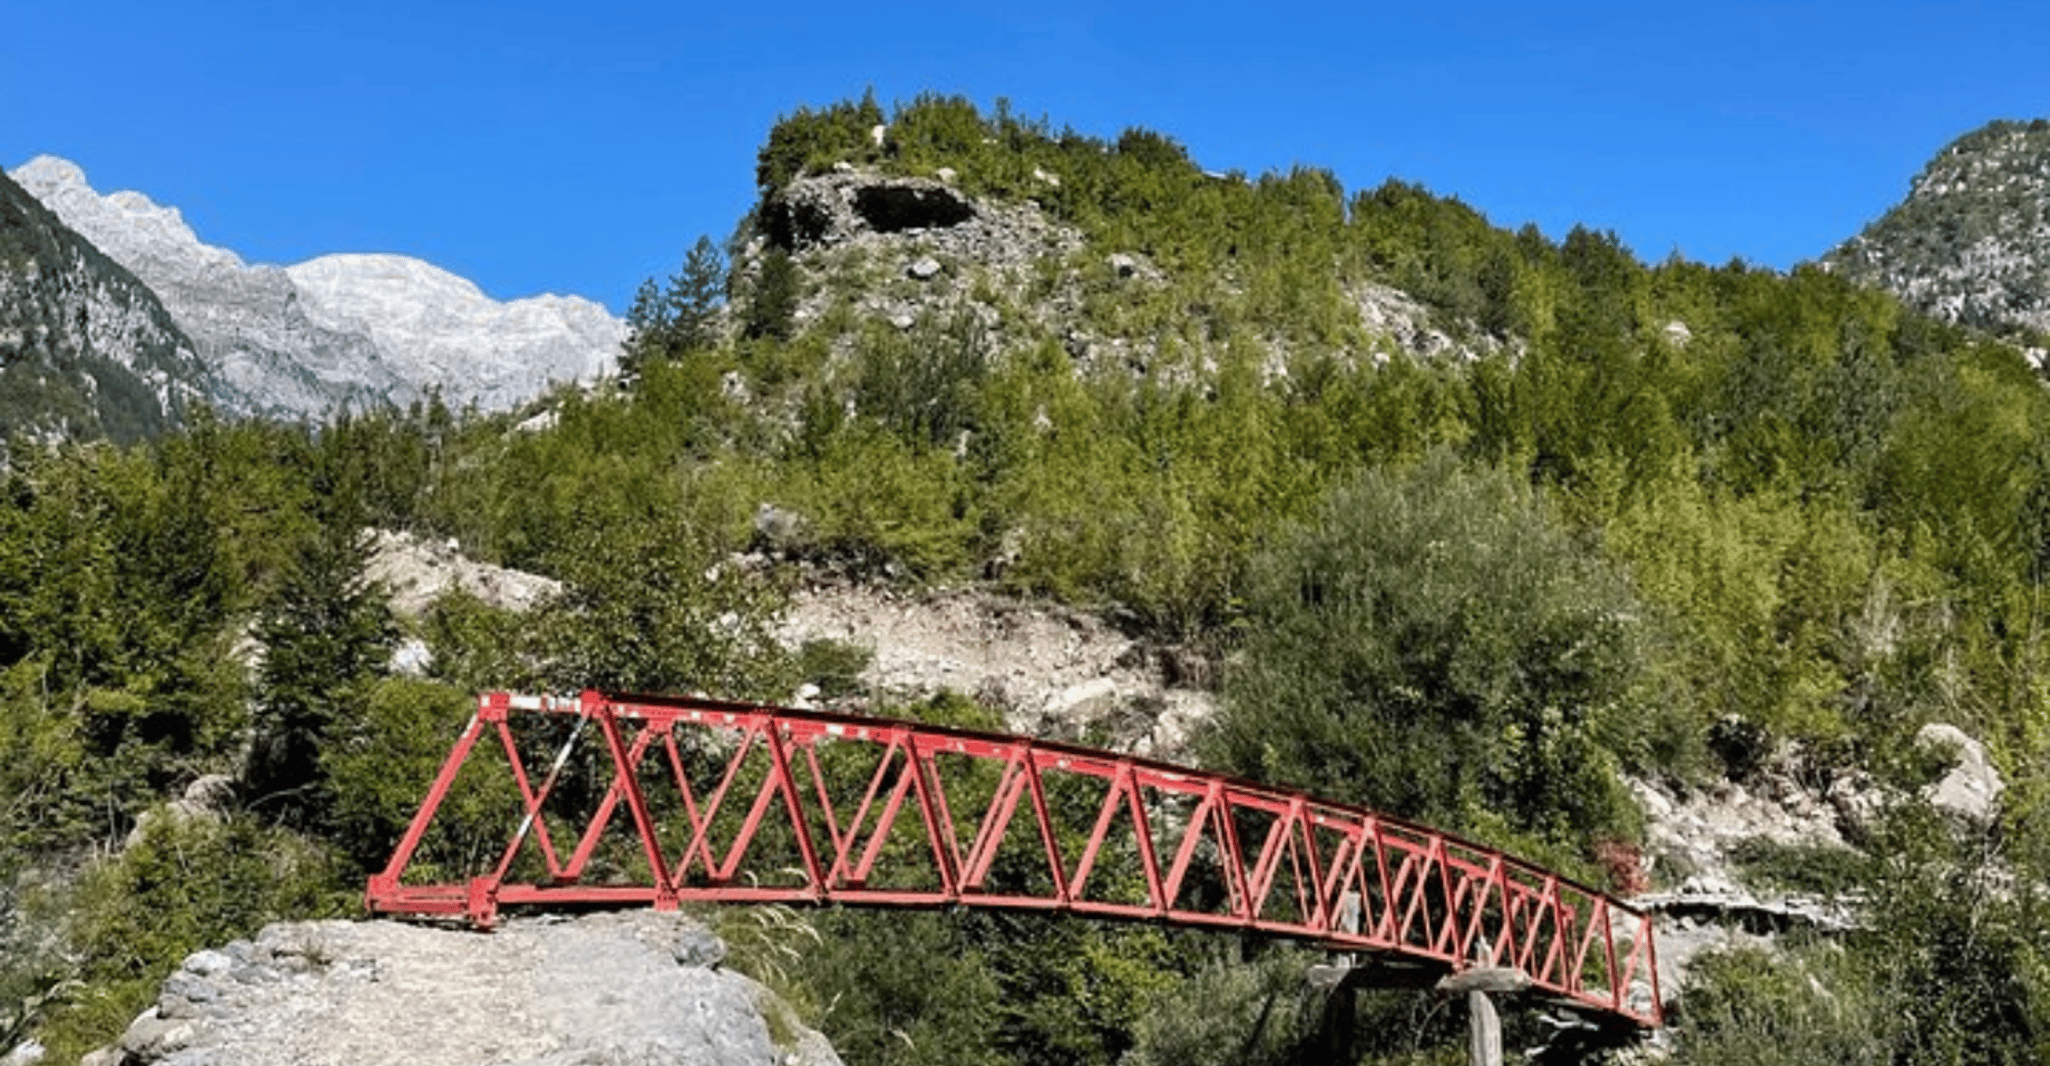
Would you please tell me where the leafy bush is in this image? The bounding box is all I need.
[787,908,1007,1066]
[741,248,801,342]
[244,526,396,826]
[32,818,349,1062]
[755,92,885,193]
[321,676,481,873]
[853,313,991,448]
[1199,451,1657,857]
[1671,944,1894,1066]
[1727,838,1873,896]
[527,515,794,698]
[1119,949,1318,1066]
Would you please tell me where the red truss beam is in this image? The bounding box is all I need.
[365,691,1661,1027]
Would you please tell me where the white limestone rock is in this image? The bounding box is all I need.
[1917,722,2004,823]
[288,254,624,411]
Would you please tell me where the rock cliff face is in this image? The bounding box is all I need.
[1826,119,2050,346]
[740,168,1503,381]
[287,254,622,411]
[0,167,212,443]
[9,157,624,420]
[88,912,841,1066]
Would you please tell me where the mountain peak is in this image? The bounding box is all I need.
[289,252,488,304]
[8,157,623,419]
[0,164,209,442]
[11,154,243,273]
[1825,118,2050,341]
[13,153,88,190]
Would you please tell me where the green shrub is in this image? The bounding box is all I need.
[794,639,871,699]
[322,676,480,873]
[1120,950,1317,1066]
[742,249,801,342]
[1671,945,1893,1066]
[33,817,349,1061]
[1727,838,1874,896]
[1199,451,1656,857]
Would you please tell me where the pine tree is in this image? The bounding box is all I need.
[666,235,726,354]
[619,277,668,381]
[743,248,800,342]
[242,526,394,824]
[620,235,726,383]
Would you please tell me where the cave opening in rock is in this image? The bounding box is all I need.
[762,200,834,251]
[854,185,974,233]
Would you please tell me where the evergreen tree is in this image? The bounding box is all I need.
[242,526,395,824]
[620,277,668,381]
[667,234,726,354]
[743,248,800,342]
[620,235,726,382]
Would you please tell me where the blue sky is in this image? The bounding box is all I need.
[5,1,2042,313]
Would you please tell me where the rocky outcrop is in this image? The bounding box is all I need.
[0,166,212,443]
[1348,281,1509,364]
[86,913,840,1066]
[739,168,1086,353]
[365,530,563,618]
[759,172,979,252]
[1627,755,1881,996]
[9,157,624,420]
[364,528,566,677]
[1630,763,1873,890]
[743,168,1508,392]
[1917,722,2005,823]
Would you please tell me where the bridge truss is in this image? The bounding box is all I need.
[366,691,1660,1027]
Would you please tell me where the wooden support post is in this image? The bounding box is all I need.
[1467,990,1502,1066]
[1303,890,1363,1062]
[1436,968,1526,1066]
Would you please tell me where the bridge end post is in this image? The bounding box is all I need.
[466,877,501,930]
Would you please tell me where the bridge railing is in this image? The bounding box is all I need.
[366,691,1660,1027]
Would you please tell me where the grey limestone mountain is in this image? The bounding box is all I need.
[9,156,625,420]
[1825,119,2050,347]
[0,165,213,443]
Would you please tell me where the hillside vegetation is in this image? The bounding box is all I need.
[8,95,2050,1063]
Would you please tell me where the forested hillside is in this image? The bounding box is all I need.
[8,95,2050,1064]
[0,168,213,443]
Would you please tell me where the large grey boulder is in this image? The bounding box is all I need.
[122,775,236,850]
[1918,722,2004,823]
[91,913,840,1066]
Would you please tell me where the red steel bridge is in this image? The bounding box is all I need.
[366,691,1661,1028]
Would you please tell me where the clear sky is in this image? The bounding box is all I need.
[5,1,2042,313]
